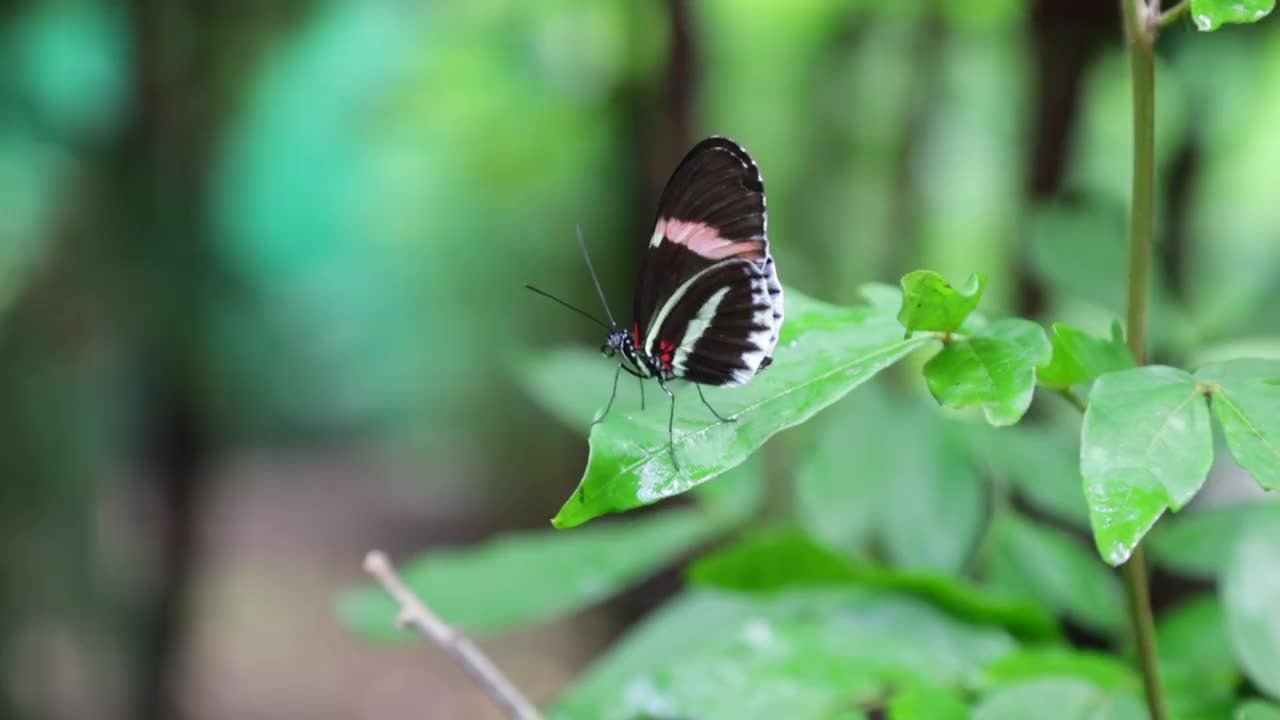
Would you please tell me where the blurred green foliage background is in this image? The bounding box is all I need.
[2,0,1279,718]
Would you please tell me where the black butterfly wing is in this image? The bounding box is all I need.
[646,258,781,386]
[633,137,783,386]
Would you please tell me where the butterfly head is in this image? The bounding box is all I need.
[602,328,632,360]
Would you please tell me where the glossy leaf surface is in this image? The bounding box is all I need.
[522,347,765,522]
[1080,366,1213,565]
[552,288,934,528]
[1190,0,1274,30]
[923,318,1051,426]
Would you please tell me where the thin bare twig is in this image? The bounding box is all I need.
[363,551,543,720]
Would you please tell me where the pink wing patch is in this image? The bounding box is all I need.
[658,218,761,260]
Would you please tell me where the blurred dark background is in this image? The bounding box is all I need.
[2,1,1278,718]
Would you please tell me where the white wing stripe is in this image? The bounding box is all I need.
[672,287,731,373]
[643,258,742,353]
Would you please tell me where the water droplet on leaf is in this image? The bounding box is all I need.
[1109,541,1132,566]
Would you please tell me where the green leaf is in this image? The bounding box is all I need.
[986,512,1125,635]
[1197,359,1280,490]
[923,318,1051,426]
[552,288,935,528]
[1192,337,1280,367]
[1237,700,1280,720]
[898,270,987,334]
[795,394,991,570]
[973,679,1145,720]
[968,424,1090,527]
[793,383,896,551]
[882,409,988,572]
[523,348,767,522]
[337,509,716,642]
[1081,366,1214,565]
[1147,501,1280,579]
[1159,596,1238,686]
[1158,596,1241,718]
[888,683,970,720]
[687,528,861,589]
[1037,321,1134,390]
[552,588,1015,720]
[1190,0,1274,30]
[1223,512,1280,699]
[549,591,765,720]
[687,529,1059,641]
[979,648,1139,693]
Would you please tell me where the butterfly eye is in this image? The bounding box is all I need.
[601,344,616,358]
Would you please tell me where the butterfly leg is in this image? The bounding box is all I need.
[696,384,736,423]
[594,364,623,426]
[658,377,680,471]
[619,364,647,412]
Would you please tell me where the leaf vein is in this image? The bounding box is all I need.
[1216,389,1280,460]
[617,337,927,476]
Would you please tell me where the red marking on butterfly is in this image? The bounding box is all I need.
[632,322,640,346]
[658,339,676,369]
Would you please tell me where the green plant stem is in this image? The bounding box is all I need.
[1126,4,1155,367]
[1160,0,1190,27]
[1122,547,1166,719]
[1121,2,1169,719]
[1054,387,1087,413]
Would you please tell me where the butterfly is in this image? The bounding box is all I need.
[527,136,783,469]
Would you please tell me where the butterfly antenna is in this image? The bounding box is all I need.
[523,284,612,330]
[577,224,617,328]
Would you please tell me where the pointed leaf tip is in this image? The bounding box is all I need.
[551,288,932,527]
[1081,366,1213,565]
[1190,0,1274,30]
[1037,321,1135,389]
